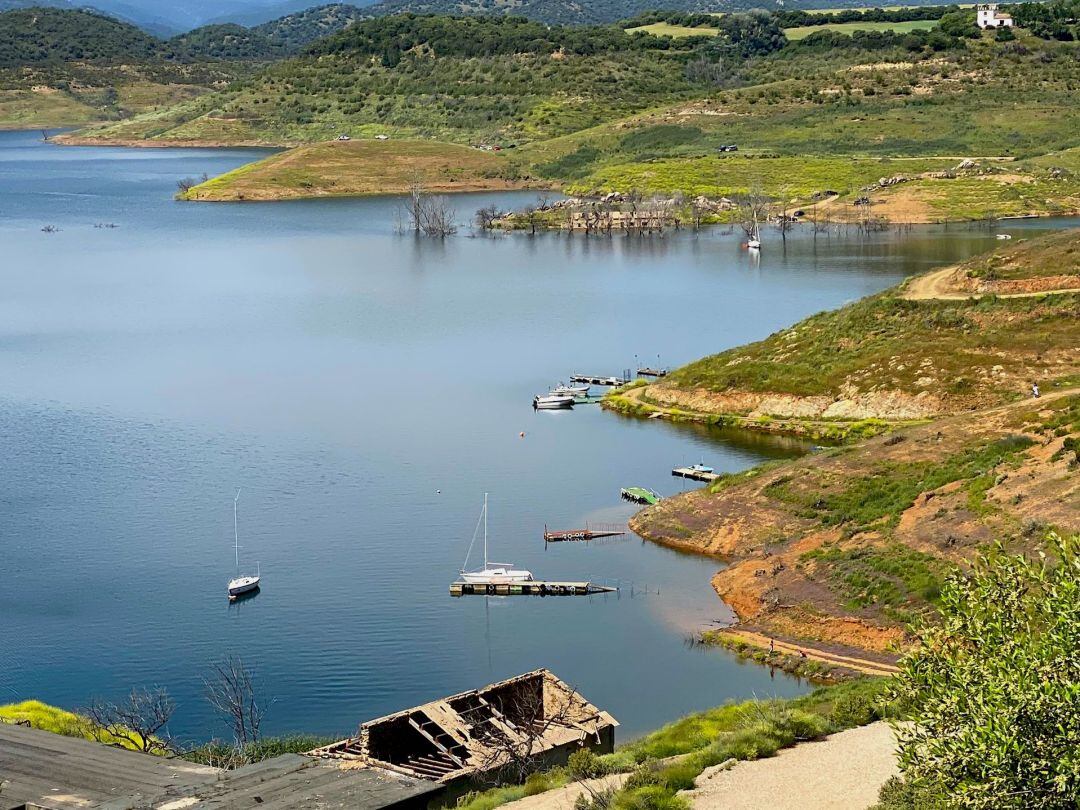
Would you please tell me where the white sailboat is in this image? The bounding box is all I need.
[227,489,261,599]
[746,209,761,250]
[460,494,533,584]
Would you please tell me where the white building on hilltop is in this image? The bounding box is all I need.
[977,3,1014,28]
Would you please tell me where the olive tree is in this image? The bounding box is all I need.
[887,532,1080,809]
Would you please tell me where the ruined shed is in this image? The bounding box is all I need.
[309,669,617,783]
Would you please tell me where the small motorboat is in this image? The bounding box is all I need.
[689,462,715,474]
[996,233,1012,240]
[533,393,574,409]
[550,383,590,397]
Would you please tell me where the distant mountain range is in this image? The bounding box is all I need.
[0,4,370,64]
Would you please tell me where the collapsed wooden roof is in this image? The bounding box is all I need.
[308,669,618,782]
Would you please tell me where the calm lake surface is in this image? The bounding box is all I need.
[1,129,1072,741]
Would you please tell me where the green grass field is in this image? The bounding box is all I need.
[783,19,939,39]
[625,22,720,38]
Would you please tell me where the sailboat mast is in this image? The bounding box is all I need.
[483,492,489,569]
[234,489,241,574]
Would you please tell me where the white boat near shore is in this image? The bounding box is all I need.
[534,393,574,409]
[550,383,590,397]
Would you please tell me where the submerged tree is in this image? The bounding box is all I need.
[887,532,1080,809]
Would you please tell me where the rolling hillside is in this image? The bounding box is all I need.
[0,7,159,66]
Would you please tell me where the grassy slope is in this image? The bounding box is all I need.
[624,230,1080,658]
[453,678,890,810]
[659,288,1078,409]
[182,138,521,200]
[62,28,1080,220]
[73,51,696,147]
[0,700,157,751]
[625,22,720,38]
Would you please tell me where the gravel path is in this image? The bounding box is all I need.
[683,722,900,810]
[501,774,630,810]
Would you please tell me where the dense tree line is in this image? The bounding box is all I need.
[772,5,953,27]
[305,14,677,60]
[1010,0,1080,40]
[789,26,963,53]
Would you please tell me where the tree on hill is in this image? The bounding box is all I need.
[884,532,1080,808]
[0,7,159,66]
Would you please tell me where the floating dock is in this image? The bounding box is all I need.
[544,524,626,542]
[621,487,660,505]
[672,466,720,482]
[450,580,617,596]
[570,374,629,386]
[637,367,668,378]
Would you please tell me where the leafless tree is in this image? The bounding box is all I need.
[473,680,588,786]
[475,204,501,231]
[769,186,794,244]
[204,655,271,747]
[82,687,175,754]
[418,195,458,237]
[738,185,770,240]
[406,178,425,234]
[177,173,209,193]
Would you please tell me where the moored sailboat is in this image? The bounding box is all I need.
[227,489,261,599]
[460,494,533,585]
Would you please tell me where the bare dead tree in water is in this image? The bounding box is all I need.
[204,655,271,747]
[473,680,586,786]
[475,204,500,232]
[772,187,796,245]
[738,184,770,240]
[406,178,425,234]
[82,687,175,754]
[419,195,457,237]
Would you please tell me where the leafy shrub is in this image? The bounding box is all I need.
[889,532,1080,808]
[567,748,603,780]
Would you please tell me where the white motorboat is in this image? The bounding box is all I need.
[533,393,574,409]
[227,489,261,599]
[689,462,715,474]
[460,494,533,585]
[550,383,590,397]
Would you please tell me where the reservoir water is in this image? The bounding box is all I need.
[1,129,1071,741]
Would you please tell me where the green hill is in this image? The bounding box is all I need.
[252,3,366,51]
[0,7,159,66]
[168,5,367,60]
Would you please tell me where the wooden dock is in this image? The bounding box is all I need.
[570,374,629,386]
[672,466,720,482]
[637,367,668,378]
[544,524,626,543]
[450,580,617,596]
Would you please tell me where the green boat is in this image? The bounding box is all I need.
[621,486,660,505]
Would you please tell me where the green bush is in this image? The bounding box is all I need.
[889,532,1080,808]
[567,747,603,780]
